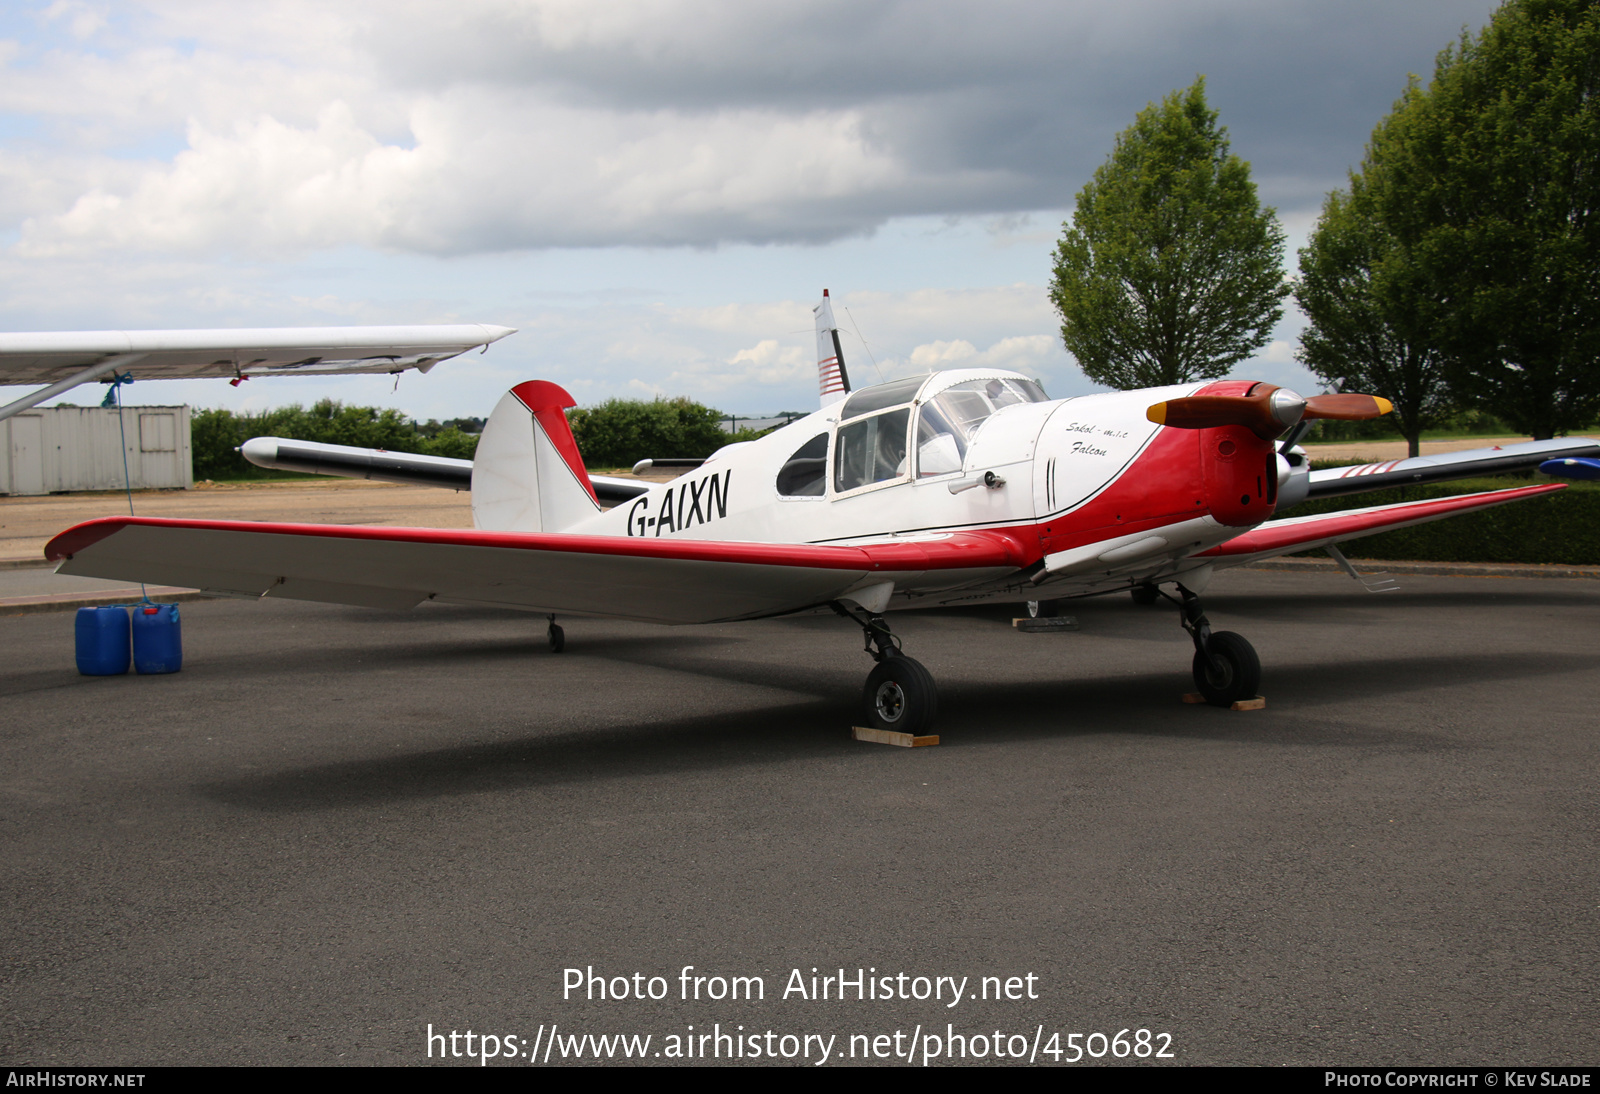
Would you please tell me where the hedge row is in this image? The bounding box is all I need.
[1281,477,1600,565]
[192,397,773,480]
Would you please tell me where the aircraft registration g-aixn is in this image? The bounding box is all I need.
[47,292,1583,736]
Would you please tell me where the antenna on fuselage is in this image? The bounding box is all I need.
[814,288,851,409]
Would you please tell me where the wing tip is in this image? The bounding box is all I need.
[45,518,131,562]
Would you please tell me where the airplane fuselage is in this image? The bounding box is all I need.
[560,370,1284,605]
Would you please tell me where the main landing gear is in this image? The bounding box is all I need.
[832,603,938,734]
[1159,584,1260,707]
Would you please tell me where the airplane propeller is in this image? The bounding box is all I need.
[1146,384,1393,441]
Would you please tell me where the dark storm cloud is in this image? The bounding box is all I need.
[375,0,1502,213]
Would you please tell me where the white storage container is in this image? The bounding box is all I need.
[0,405,192,495]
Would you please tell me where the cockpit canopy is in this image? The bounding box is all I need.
[820,370,1049,496]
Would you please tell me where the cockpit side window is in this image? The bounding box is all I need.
[915,401,966,476]
[833,408,910,494]
[776,433,829,497]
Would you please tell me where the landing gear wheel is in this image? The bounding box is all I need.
[1026,599,1060,619]
[863,655,938,735]
[548,622,565,653]
[1130,584,1159,605]
[1191,631,1260,708]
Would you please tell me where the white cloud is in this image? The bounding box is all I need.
[0,1,1502,258]
[16,91,1017,256]
[725,339,810,385]
[42,1,109,40]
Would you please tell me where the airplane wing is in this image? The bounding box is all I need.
[0,324,517,423]
[1301,438,1600,500]
[0,324,516,384]
[1197,483,1565,566]
[44,518,1031,623]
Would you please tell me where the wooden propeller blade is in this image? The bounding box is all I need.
[1302,393,1394,421]
[1147,388,1285,440]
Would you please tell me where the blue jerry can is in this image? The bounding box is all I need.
[75,606,131,676]
[131,603,183,674]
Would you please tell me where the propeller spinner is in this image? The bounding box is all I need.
[1146,384,1393,441]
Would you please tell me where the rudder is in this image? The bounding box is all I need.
[471,381,600,532]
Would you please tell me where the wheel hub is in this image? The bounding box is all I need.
[874,680,906,723]
[1203,657,1234,690]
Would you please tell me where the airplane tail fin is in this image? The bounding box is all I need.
[813,289,850,408]
[471,381,601,532]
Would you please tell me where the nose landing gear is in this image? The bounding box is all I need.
[833,602,938,734]
[1163,584,1260,707]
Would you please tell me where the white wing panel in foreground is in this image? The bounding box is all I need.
[46,518,1029,624]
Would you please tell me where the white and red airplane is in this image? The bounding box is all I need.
[42,292,1596,734]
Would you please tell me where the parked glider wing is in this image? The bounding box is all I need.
[0,324,516,384]
[45,518,1029,624]
[0,323,518,424]
[1302,438,1600,500]
[1197,484,1565,566]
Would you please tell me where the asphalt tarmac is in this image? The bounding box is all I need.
[2,570,1596,1067]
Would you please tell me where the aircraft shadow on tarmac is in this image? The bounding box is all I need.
[193,647,1595,815]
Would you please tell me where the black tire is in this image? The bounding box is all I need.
[1191,631,1260,708]
[548,623,565,654]
[1130,584,1159,605]
[1026,599,1060,619]
[863,656,938,735]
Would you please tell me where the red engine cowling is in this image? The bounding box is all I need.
[1201,423,1278,527]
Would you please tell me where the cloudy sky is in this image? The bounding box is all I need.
[0,0,1501,420]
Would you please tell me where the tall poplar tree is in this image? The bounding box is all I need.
[1363,0,1600,439]
[1050,78,1288,390]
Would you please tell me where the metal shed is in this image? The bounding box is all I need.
[0,405,192,495]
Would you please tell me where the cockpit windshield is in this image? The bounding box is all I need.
[830,372,1049,492]
[838,375,929,421]
[914,377,1049,476]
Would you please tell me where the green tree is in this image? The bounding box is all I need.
[1050,77,1289,389]
[1362,0,1600,439]
[1294,187,1456,457]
